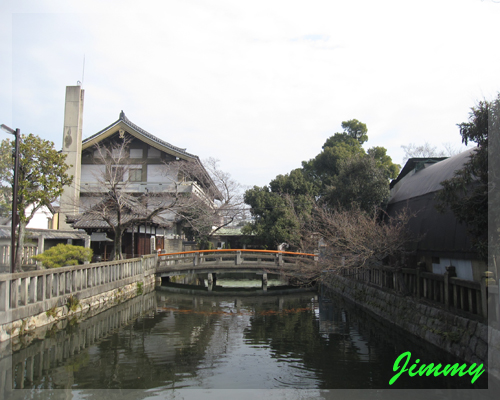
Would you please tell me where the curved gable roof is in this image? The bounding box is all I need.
[388,148,476,204]
[82,111,197,160]
[81,111,223,200]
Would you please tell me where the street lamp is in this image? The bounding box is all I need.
[1,124,20,274]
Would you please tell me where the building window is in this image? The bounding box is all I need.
[130,149,143,158]
[129,168,142,182]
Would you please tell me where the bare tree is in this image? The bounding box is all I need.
[292,205,415,287]
[401,142,446,164]
[401,141,471,164]
[69,136,193,260]
[177,157,248,246]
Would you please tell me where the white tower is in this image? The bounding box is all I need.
[59,85,84,229]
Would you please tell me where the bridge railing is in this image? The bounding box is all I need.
[0,254,157,325]
[158,249,317,269]
[339,264,499,324]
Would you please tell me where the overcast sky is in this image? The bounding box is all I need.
[1,0,499,188]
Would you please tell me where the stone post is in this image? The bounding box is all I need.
[236,251,242,265]
[480,271,495,319]
[416,262,425,298]
[415,263,422,299]
[444,265,456,309]
[262,273,268,292]
[0,280,9,311]
[194,252,199,266]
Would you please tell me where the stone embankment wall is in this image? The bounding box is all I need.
[325,274,500,381]
[0,255,157,343]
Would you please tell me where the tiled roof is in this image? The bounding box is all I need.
[69,195,173,229]
[0,226,89,240]
[80,111,223,201]
[388,148,476,204]
[72,213,171,229]
[82,111,197,159]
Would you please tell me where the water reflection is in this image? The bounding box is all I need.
[3,284,496,396]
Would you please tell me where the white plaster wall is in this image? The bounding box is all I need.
[79,196,102,212]
[147,164,177,183]
[26,205,53,229]
[81,164,106,182]
[432,258,473,281]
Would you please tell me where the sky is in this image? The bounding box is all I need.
[1,0,499,189]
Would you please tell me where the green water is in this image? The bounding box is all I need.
[4,281,499,399]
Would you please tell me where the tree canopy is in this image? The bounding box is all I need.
[243,169,314,249]
[0,134,73,270]
[435,94,499,261]
[323,155,390,212]
[341,119,368,145]
[244,119,400,249]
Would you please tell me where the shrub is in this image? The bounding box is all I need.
[66,294,81,312]
[32,244,93,269]
[136,281,144,295]
[46,306,57,319]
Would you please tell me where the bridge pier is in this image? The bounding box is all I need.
[207,273,217,286]
[262,273,268,292]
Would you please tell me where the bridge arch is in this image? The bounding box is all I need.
[156,249,317,290]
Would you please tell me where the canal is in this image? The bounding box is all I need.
[2,275,499,399]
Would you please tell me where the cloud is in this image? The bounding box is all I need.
[2,0,500,187]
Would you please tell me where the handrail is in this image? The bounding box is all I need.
[0,254,157,282]
[340,264,499,323]
[0,254,157,317]
[159,249,316,257]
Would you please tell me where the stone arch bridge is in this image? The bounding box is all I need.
[156,249,317,288]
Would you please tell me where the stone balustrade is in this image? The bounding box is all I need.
[158,249,317,270]
[0,254,157,327]
[338,265,499,325]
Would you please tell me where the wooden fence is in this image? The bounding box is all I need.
[340,265,499,326]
